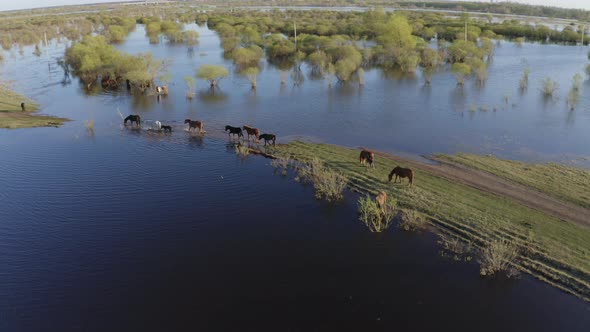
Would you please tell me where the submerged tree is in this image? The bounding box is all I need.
[452,63,471,86]
[241,66,259,89]
[519,68,530,92]
[196,64,229,87]
[541,77,558,97]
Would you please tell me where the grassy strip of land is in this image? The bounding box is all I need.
[0,84,67,129]
[268,141,590,301]
[436,153,590,210]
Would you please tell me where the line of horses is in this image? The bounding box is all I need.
[359,149,414,186]
[123,114,277,146]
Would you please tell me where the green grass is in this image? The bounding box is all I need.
[437,153,590,209]
[271,141,590,301]
[0,84,68,129]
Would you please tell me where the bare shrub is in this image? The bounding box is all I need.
[541,77,558,97]
[358,194,397,233]
[398,209,427,232]
[479,239,520,278]
[271,156,291,176]
[234,144,249,159]
[296,158,347,202]
[438,233,472,261]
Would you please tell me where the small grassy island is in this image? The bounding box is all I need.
[0,85,67,129]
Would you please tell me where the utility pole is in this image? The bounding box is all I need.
[464,19,467,42]
[294,21,297,50]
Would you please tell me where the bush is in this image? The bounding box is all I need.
[271,156,291,176]
[519,68,530,91]
[196,64,229,87]
[479,239,520,278]
[438,233,472,261]
[541,77,558,97]
[358,194,397,233]
[296,158,347,202]
[398,209,427,231]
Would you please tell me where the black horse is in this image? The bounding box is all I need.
[124,115,141,126]
[259,133,276,146]
[225,125,243,139]
[161,125,172,132]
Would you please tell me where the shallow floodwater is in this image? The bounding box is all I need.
[1,23,589,331]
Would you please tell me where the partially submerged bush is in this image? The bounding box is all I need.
[358,194,397,233]
[234,144,249,159]
[479,239,520,278]
[398,209,427,232]
[438,233,472,261]
[271,156,291,176]
[541,77,558,97]
[296,158,347,202]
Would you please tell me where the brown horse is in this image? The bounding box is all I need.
[185,119,204,133]
[359,150,375,168]
[388,166,414,186]
[376,191,387,213]
[243,125,260,142]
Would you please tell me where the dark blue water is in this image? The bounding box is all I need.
[0,23,589,331]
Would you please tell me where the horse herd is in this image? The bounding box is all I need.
[123,114,277,146]
[359,149,414,186]
[123,115,413,185]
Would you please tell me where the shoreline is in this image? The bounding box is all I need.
[250,140,590,301]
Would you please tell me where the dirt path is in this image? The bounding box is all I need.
[373,151,590,228]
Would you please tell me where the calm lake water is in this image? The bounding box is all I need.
[0,23,589,331]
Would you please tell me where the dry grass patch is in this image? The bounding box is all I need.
[399,209,428,232]
[296,158,347,202]
[479,239,520,278]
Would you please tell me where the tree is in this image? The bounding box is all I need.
[183,30,199,48]
[452,63,471,86]
[196,64,229,87]
[232,45,263,68]
[375,14,416,50]
[241,66,259,89]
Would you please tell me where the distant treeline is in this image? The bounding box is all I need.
[199,0,590,21]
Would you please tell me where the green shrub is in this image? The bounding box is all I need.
[479,239,520,278]
[357,194,397,233]
[296,158,347,202]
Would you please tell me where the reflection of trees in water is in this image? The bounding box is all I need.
[450,86,467,112]
[131,93,157,112]
[380,66,417,81]
[198,87,228,103]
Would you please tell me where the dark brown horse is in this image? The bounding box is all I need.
[185,119,204,133]
[225,125,243,139]
[124,115,141,126]
[388,166,414,186]
[259,133,276,146]
[242,125,260,142]
[161,125,172,132]
[359,150,375,168]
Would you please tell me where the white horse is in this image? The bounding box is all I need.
[154,121,162,130]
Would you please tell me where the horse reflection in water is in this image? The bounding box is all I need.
[124,115,141,126]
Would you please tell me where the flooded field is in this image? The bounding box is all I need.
[0,18,589,331]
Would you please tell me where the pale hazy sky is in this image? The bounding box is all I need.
[0,0,588,12]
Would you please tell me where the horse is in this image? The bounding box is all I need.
[185,119,204,133]
[161,125,172,132]
[124,115,141,126]
[359,150,375,168]
[21,102,26,112]
[376,191,387,213]
[154,121,162,130]
[156,86,168,95]
[388,166,414,186]
[259,133,276,146]
[242,125,260,142]
[225,125,243,139]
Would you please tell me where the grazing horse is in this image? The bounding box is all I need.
[156,86,168,95]
[376,191,387,213]
[124,115,141,126]
[161,125,172,132]
[259,133,276,146]
[388,166,414,186]
[225,125,243,139]
[185,119,204,133]
[359,150,375,168]
[242,125,260,142]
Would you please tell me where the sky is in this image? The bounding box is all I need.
[0,0,589,12]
